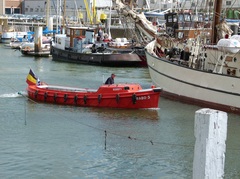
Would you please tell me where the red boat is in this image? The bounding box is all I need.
[27,83,161,109]
[26,69,161,109]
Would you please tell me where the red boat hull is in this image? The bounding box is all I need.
[27,84,161,109]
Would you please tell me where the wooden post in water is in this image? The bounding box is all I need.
[34,26,43,53]
[193,108,227,179]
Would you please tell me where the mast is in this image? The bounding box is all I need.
[108,0,112,39]
[212,0,222,44]
[46,0,50,28]
[62,0,66,33]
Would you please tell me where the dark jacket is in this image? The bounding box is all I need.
[105,77,114,84]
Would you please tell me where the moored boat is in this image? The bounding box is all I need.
[26,69,161,109]
[20,42,51,57]
[145,40,240,113]
[144,1,240,114]
[0,31,31,43]
[51,26,144,67]
[19,35,52,57]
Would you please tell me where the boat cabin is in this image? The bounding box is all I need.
[164,12,211,39]
[54,27,96,51]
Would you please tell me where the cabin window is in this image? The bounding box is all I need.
[173,15,177,22]
[75,30,81,37]
[58,38,61,45]
[167,16,173,23]
[226,1,231,6]
[67,29,70,36]
[178,32,184,39]
[184,14,191,21]
[178,14,184,22]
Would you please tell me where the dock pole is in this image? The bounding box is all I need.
[34,26,43,53]
[193,108,227,179]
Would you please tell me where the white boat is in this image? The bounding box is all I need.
[20,41,51,57]
[144,1,240,114]
[0,31,30,44]
[145,37,240,113]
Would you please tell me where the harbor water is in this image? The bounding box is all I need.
[0,44,240,178]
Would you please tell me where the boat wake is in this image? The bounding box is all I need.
[0,91,27,98]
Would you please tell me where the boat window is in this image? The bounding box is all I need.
[198,14,204,21]
[75,30,81,36]
[173,15,178,22]
[124,86,130,90]
[184,14,191,22]
[167,16,173,23]
[58,38,61,44]
[178,14,184,22]
[66,29,70,36]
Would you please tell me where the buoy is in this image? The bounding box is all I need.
[100,13,107,23]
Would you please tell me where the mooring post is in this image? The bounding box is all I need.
[34,26,43,53]
[193,108,228,179]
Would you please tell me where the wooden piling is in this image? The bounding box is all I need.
[193,108,227,179]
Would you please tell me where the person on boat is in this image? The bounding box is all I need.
[97,44,106,52]
[91,44,97,53]
[105,74,116,84]
[98,28,103,40]
[180,46,190,61]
